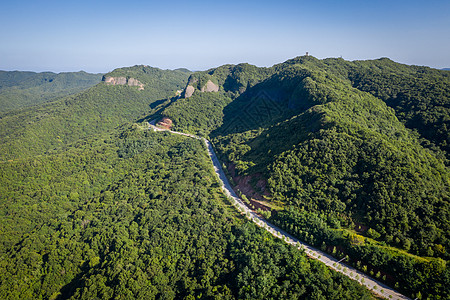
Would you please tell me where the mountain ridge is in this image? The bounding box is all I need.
[158,55,450,299]
[0,70,103,113]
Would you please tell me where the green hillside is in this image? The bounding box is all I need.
[0,66,191,161]
[323,57,450,159]
[0,123,372,299]
[160,56,450,299]
[0,71,103,113]
[1,57,449,299]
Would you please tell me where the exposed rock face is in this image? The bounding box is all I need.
[127,78,142,87]
[184,85,195,98]
[103,76,145,90]
[183,79,219,98]
[104,76,127,85]
[200,80,219,92]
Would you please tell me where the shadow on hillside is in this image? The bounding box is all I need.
[136,96,180,123]
[149,98,168,109]
[212,79,311,137]
[55,264,89,300]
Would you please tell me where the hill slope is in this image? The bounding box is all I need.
[0,71,103,113]
[160,56,450,299]
[0,123,373,299]
[321,57,450,159]
[0,66,191,160]
[1,57,448,299]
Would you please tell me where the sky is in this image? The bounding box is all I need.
[1,0,449,73]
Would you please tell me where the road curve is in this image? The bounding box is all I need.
[148,121,411,300]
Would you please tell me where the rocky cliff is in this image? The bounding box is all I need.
[200,80,220,92]
[183,77,219,98]
[103,76,145,90]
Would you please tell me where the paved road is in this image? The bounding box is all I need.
[148,121,411,300]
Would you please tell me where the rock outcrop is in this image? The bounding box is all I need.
[200,80,219,92]
[103,76,145,90]
[184,85,195,98]
[183,79,219,98]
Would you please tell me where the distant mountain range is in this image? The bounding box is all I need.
[0,70,103,113]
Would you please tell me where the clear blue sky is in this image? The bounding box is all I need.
[1,0,449,73]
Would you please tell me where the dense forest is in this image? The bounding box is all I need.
[0,71,103,113]
[1,56,449,299]
[0,124,372,299]
[0,66,191,161]
[322,57,450,160]
[160,56,450,299]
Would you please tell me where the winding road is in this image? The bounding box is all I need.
[148,121,410,300]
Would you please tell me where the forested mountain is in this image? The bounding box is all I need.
[159,56,450,299]
[0,124,372,299]
[0,71,103,113]
[1,57,449,299]
[0,63,377,299]
[0,66,191,161]
[322,57,450,160]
